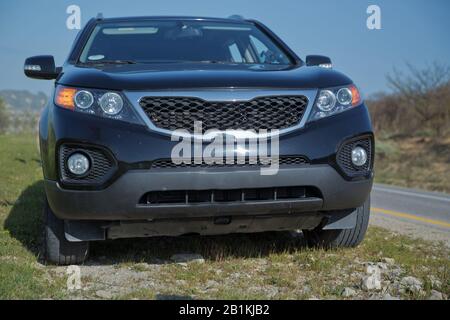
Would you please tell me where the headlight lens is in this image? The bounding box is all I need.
[99,92,123,115]
[316,90,336,112]
[54,86,143,125]
[74,90,94,109]
[308,84,362,122]
[337,88,352,105]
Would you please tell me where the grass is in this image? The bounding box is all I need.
[374,134,450,193]
[0,134,448,299]
[86,228,449,300]
[0,134,66,299]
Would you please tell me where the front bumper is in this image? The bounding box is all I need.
[41,99,374,223]
[45,164,373,221]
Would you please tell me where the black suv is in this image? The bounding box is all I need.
[24,16,374,265]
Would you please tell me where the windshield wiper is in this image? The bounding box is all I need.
[80,59,137,65]
[197,60,231,64]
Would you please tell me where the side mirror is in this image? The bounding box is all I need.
[305,55,332,69]
[24,55,60,80]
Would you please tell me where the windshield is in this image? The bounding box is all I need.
[79,20,293,65]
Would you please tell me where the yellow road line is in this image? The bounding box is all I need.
[371,207,450,228]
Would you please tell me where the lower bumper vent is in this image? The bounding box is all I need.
[139,186,321,205]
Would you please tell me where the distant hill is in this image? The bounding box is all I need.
[0,90,48,112]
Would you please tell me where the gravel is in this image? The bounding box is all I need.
[361,265,382,291]
[428,290,444,300]
[342,287,357,297]
[400,276,423,294]
[42,233,446,300]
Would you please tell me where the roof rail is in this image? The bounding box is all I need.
[227,14,245,20]
[96,12,104,20]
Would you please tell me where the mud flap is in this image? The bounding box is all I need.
[64,220,106,242]
[322,209,357,230]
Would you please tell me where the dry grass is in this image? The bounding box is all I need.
[374,135,450,193]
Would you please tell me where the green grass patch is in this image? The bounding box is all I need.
[0,134,67,299]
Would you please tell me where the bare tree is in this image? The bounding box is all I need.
[386,62,450,135]
[387,62,450,135]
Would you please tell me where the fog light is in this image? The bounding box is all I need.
[67,153,90,175]
[351,147,367,167]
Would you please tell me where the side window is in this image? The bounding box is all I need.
[228,43,243,63]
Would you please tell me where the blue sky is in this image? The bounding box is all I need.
[0,0,449,97]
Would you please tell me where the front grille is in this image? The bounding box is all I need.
[337,136,373,176]
[139,186,321,205]
[59,144,115,185]
[139,95,308,133]
[151,156,309,169]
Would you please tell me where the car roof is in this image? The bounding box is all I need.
[96,16,254,25]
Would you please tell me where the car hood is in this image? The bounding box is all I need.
[57,63,353,91]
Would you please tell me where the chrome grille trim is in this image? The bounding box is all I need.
[124,89,317,139]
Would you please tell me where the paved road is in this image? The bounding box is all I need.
[370,183,450,245]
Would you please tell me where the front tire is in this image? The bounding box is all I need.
[43,201,89,265]
[303,197,370,248]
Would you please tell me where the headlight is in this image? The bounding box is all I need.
[54,85,143,125]
[308,84,362,122]
[99,92,123,115]
[316,90,336,112]
[337,88,352,105]
[74,90,94,109]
